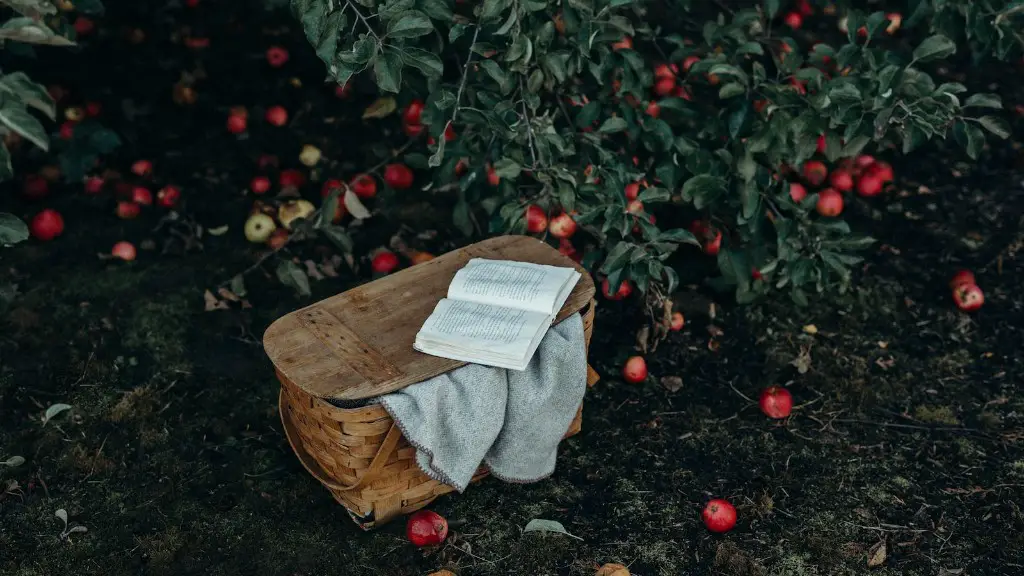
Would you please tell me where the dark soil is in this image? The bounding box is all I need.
[2,3,1024,576]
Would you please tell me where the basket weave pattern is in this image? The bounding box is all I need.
[278,300,597,529]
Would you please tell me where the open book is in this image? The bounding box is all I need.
[414,258,582,370]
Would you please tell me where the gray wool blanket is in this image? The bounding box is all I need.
[378,314,587,492]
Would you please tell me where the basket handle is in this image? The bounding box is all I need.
[279,389,403,493]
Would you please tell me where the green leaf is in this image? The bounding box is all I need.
[0,17,74,46]
[0,99,47,151]
[0,72,55,120]
[978,116,1010,140]
[764,0,780,19]
[719,83,745,99]
[736,41,763,56]
[829,83,861,104]
[372,51,403,93]
[428,127,447,167]
[321,225,354,253]
[493,158,521,179]
[523,519,582,540]
[276,260,311,296]
[449,23,469,43]
[963,93,1002,109]
[841,135,870,157]
[479,59,513,93]
[637,187,670,203]
[401,46,444,77]
[0,144,11,181]
[421,0,454,22]
[452,198,473,236]
[481,0,511,21]
[0,212,28,246]
[912,34,956,63]
[598,117,627,134]
[962,122,985,159]
[599,242,633,275]
[387,10,434,38]
[316,9,345,64]
[682,175,726,209]
[659,228,700,247]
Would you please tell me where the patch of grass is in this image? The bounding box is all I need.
[121,293,192,370]
[913,405,960,425]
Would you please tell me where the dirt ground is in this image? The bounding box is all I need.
[2,2,1024,575]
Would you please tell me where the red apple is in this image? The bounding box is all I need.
[487,165,500,187]
[111,241,137,261]
[624,182,640,201]
[406,510,448,547]
[654,63,677,79]
[383,164,414,190]
[548,212,577,239]
[816,188,843,217]
[371,251,400,275]
[856,172,883,197]
[525,205,548,233]
[265,106,288,127]
[854,154,877,171]
[789,182,807,203]
[29,209,64,241]
[131,159,153,177]
[351,174,377,198]
[784,12,803,29]
[645,101,661,118]
[702,499,737,533]
[886,12,902,34]
[250,176,271,195]
[116,201,141,219]
[59,121,75,140]
[227,112,247,134]
[157,186,181,208]
[816,134,827,154]
[829,169,854,192]
[759,386,793,419]
[869,161,893,183]
[84,176,104,194]
[132,186,153,206]
[403,100,425,125]
[681,55,701,73]
[653,77,676,97]
[802,161,828,186]
[266,46,289,68]
[611,36,633,51]
[622,356,647,384]
[949,270,975,290]
[403,121,425,138]
[953,283,984,312]
[601,278,633,301]
[279,169,306,188]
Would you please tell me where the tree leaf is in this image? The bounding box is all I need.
[0,212,28,246]
[0,144,11,181]
[598,117,627,134]
[912,34,956,63]
[421,0,454,22]
[481,0,511,21]
[719,82,745,99]
[493,158,521,178]
[683,175,726,209]
[372,52,403,93]
[55,508,68,524]
[2,455,25,467]
[386,10,433,38]
[400,46,444,78]
[659,229,700,247]
[0,99,48,151]
[362,96,396,119]
[316,9,345,64]
[0,71,55,120]
[978,116,1010,139]
[452,198,473,236]
[42,403,72,425]
[764,0,780,18]
[321,225,353,253]
[276,260,311,297]
[523,518,583,540]
[963,93,1002,109]
[0,18,74,46]
[867,540,887,568]
[343,189,372,220]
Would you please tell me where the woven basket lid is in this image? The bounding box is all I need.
[263,235,596,401]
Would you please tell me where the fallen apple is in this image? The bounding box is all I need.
[702,499,737,533]
[30,209,64,241]
[277,199,315,230]
[244,213,276,243]
[406,510,448,547]
[759,386,793,419]
[622,356,647,384]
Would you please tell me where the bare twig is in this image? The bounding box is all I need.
[449,25,482,127]
[344,0,381,45]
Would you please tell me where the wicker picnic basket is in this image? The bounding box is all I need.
[265,236,598,529]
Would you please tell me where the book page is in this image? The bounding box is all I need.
[417,299,548,349]
[447,259,579,315]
